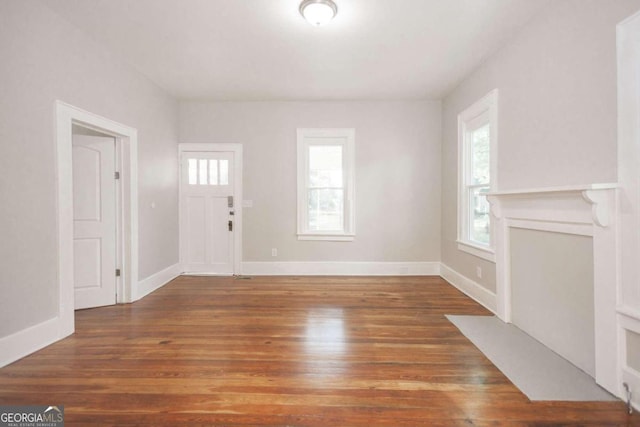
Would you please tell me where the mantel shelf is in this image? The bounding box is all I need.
[487,183,618,197]
[486,183,617,227]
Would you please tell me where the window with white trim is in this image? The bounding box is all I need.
[458,90,498,261]
[297,128,355,241]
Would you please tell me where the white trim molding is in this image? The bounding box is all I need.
[456,240,495,262]
[297,234,355,242]
[440,264,497,314]
[56,101,139,308]
[487,183,619,395]
[135,263,182,301]
[55,101,139,331]
[241,262,440,276]
[617,9,640,409]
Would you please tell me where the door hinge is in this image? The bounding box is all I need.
[115,268,121,277]
[228,220,233,232]
[115,171,120,179]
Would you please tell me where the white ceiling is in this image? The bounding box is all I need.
[44,0,550,101]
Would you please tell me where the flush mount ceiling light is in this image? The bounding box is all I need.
[299,0,338,26]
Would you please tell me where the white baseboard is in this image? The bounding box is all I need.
[135,263,182,301]
[241,261,441,276]
[440,263,497,314]
[0,317,70,368]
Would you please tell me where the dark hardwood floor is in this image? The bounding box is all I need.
[0,275,637,426]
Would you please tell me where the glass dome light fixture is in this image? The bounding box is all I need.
[299,0,338,26]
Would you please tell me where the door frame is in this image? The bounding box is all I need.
[178,143,243,275]
[56,101,138,335]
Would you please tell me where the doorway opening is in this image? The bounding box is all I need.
[56,101,138,336]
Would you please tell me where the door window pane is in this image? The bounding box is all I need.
[219,160,229,185]
[469,186,490,245]
[208,160,218,185]
[188,159,198,185]
[198,159,208,185]
[308,188,344,231]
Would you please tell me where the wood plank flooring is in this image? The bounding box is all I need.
[0,275,637,426]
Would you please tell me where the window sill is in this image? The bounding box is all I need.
[457,240,496,263]
[298,233,355,242]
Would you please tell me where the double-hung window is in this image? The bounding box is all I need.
[457,90,497,261]
[297,128,355,241]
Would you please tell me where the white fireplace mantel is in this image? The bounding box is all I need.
[486,183,619,395]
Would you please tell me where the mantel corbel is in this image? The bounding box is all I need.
[486,195,502,220]
[582,189,611,228]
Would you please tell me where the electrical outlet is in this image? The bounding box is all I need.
[271,248,278,257]
[476,266,482,278]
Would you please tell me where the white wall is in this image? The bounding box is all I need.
[441,0,640,292]
[0,0,179,339]
[179,101,441,264]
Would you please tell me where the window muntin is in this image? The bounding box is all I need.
[219,160,229,185]
[297,129,355,240]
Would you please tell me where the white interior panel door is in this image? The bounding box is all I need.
[181,152,235,274]
[186,197,206,264]
[73,135,117,309]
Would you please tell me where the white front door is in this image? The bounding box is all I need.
[72,135,117,309]
[180,151,235,274]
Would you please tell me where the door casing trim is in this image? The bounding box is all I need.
[56,101,138,336]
